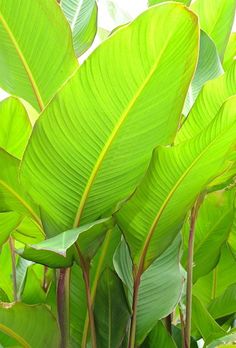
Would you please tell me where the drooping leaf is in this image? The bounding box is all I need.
[21,3,199,234]
[0,0,78,111]
[208,283,236,320]
[94,268,130,348]
[116,96,236,269]
[183,30,223,115]
[0,97,31,159]
[61,0,97,57]
[142,320,177,348]
[12,216,45,245]
[223,32,236,71]
[191,0,236,57]
[114,236,183,344]
[0,212,21,247]
[182,190,235,282]
[18,217,112,268]
[0,302,60,347]
[176,61,236,144]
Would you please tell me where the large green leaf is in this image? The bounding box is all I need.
[0,97,31,159]
[223,32,236,71]
[208,283,236,320]
[183,30,223,115]
[0,0,78,111]
[0,303,60,347]
[94,268,130,348]
[176,61,236,144]
[114,236,183,344]
[182,190,235,282]
[228,194,236,258]
[18,217,112,268]
[61,0,97,57]
[21,3,199,234]
[191,0,236,57]
[116,96,236,268]
[0,149,40,225]
[142,321,177,348]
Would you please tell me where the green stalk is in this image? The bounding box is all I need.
[9,236,17,302]
[185,195,203,348]
[128,272,141,348]
[57,268,70,348]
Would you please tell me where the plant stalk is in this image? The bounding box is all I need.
[57,268,71,348]
[9,237,17,301]
[185,196,203,348]
[75,243,97,348]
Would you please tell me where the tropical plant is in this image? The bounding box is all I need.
[0,0,235,347]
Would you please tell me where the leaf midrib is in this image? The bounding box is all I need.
[0,9,44,111]
[73,29,176,228]
[0,323,31,348]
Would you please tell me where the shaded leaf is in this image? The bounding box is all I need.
[142,321,177,348]
[208,283,236,320]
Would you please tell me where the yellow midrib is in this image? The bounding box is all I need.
[137,126,234,270]
[0,323,31,348]
[0,10,44,111]
[73,33,173,228]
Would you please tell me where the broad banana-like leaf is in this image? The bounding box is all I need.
[94,268,130,348]
[182,190,235,282]
[61,0,97,57]
[142,321,177,348]
[116,96,236,269]
[0,303,60,347]
[193,244,236,306]
[208,283,236,320]
[183,30,223,115]
[176,61,236,144]
[0,0,78,111]
[0,98,31,159]
[191,0,236,57]
[149,0,191,6]
[113,236,183,344]
[0,149,40,224]
[70,227,121,347]
[18,217,112,268]
[21,4,199,234]
[192,296,225,344]
[223,32,236,71]
[0,212,21,247]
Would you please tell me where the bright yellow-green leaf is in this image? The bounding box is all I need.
[191,0,236,57]
[116,96,236,268]
[223,32,236,71]
[0,97,31,159]
[0,212,21,247]
[21,3,199,234]
[0,0,78,111]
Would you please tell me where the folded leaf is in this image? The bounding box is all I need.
[0,212,21,247]
[0,97,31,159]
[18,217,113,267]
[0,302,60,347]
[21,3,199,234]
[0,0,78,111]
[116,96,236,268]
[142,321,177,348]
[61,0,97,56]
[191,0,236,57]
[208,283,236,319]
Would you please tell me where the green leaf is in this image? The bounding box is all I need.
[116,96,236,268]
[61,0,97,57]
[149,0,191,6]
[223,32,236,71]
[94,268,130,348]
[183,30,223,115]
[192,296,225,343]
[21,265,47,305]
[228,193,236,258]
[0,0,78,111]
[12,216,45,244]
[176,61,236,144]
[0,98,31,159]
[0,150,40,223]
[182,190,235,282]
[0,242,17,300]
[0,303,60,347]
[114,236,183,344]
[208,283,236,320]
[142,321,177,348]
[191,0,236,57]
[207,330,236,348]
[21,3,199,234]
[18,217,113,267]
[0,212,21,247]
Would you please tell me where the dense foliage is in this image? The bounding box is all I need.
[0,0,236,347]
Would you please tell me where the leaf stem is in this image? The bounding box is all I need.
[75,242,97,348]
[9,236,17,302]
[57,268,70,348]
[185,195,203,348]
